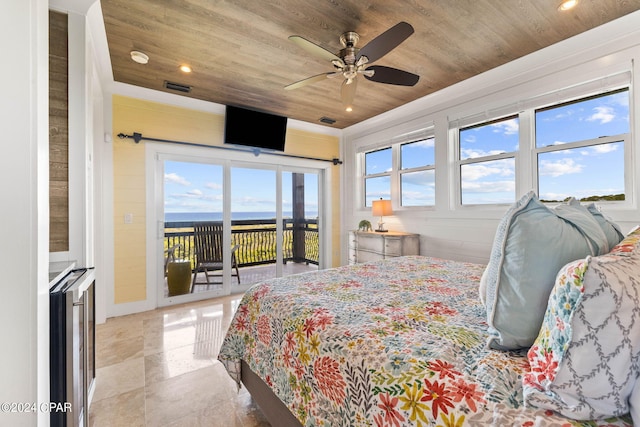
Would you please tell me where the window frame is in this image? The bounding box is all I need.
[358,131,436,211]
[450,86,632,209]
[399,138,436,208]
[532,88,631,206]
[455,115,519,207]
[362,147,392,208]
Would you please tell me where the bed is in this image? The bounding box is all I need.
[218,255,634,426]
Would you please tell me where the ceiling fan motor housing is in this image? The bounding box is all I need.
[340,31,360,65]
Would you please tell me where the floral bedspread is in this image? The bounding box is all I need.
[218,256,632,427]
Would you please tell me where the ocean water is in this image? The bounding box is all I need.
[165,211,318,222]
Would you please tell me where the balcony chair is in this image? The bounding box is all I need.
[191,221,240,289]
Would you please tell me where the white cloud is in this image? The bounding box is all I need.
[401,190,435,205]
[553,110,574,120]
[411,138,435,148]
[165,172,190,186]
[461,160,514,181]
[169,189,221,200]
[491,118,519,135]
[461,180,515,194]
[587,106,615,124]
[591,143,618,154]
[539,158,583,177]
[460,148,506,159]
[402,170,435,186]
[205,182,222,190]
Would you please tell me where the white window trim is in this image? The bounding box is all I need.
[359,132,436,211]
[451,83,632,209]
[399,138,436,208]
[533,133,630,207]
[454,115,519,208]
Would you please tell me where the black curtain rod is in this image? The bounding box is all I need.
[117,132,343,165]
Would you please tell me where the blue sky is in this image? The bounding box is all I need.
[164,162,318,213]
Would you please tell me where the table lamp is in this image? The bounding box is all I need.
[372,198,392,232]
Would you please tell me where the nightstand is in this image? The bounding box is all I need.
[348,230,420,264]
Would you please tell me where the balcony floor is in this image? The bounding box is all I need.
[168,261,319,296]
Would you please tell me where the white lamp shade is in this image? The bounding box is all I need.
[372,199,392,216]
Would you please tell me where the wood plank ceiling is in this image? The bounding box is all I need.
[101,0,640,129]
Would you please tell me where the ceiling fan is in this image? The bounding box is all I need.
[285,22,420,111]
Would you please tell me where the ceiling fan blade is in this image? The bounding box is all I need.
[284,73,333,90]
[341,78,358,110]
[289,35,341,62]
[364,65,419,86]
[357,22,414,64]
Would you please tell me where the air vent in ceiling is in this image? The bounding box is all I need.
[164,80,192,93]
[319,116,336,125]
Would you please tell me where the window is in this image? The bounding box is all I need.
[361,130,435,209]
[364,148,391,207]
[400,138,435,206]
[535,89,629,202]
[458,116,519,205]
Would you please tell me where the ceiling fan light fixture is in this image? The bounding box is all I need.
[130,50,149,64]
[558,0,578,11]
[286,22,418,110]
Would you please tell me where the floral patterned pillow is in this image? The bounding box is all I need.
[523,226,640,420]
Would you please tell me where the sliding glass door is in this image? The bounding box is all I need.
[162,160,226,301]
[230,166,278,289]
[154,151,325,307]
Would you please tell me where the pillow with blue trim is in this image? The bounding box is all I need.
[482,191,609,350]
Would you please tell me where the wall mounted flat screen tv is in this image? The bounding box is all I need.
[224,105,288,152]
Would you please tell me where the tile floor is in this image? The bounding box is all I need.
[89,294,271,427]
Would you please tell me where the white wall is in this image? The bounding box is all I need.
[0,0,50,425]
[0,1,104,425]
[342,11,640,265]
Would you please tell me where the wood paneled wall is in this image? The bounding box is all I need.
[49,11,69,252]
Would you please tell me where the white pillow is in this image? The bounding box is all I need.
[631,380,640,426]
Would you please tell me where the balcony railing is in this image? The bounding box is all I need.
[164,219,319,270]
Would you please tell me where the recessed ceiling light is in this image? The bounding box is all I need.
[345,106,353,112]
[130,50,149,64]
[558,0,578,11]
[180,65,192,73]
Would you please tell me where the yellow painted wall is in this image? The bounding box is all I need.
[112,95,340,304]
